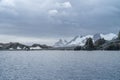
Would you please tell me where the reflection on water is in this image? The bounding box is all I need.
[0,51,120,80]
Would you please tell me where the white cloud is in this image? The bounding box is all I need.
[61,2,72,8]
[56,1,72,8]
[0,0,17,15]
[0,0,55,16]
[48,9,58,15]
[0,0,72,16]
[0,0,15,7]
[48,1,72,16]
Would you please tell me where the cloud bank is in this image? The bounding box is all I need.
[0,0,120,44]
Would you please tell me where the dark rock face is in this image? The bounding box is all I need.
[83,38,95,50]
[94,38,106,48]
[101,40,120,50]
[0,42,52,50]
[0,42,30,50]
[103,43,120,50]
[31,44,41,48]
[118,31,120,40]
[31,44,52,49]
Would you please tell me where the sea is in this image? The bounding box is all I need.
[0,51,120,80]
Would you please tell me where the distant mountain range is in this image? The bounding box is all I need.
[54,33,117,47]
[0,32,119,51]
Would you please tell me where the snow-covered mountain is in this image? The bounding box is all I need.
[54,39,68,47]
[100,33,117,40]
[93,33,117,41]
[66,35,93,46]
[54,33,117,47]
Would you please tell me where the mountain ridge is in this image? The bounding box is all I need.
[54,33,117,47]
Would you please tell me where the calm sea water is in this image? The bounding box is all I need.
[0,51,120,80]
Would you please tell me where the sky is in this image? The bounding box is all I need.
[0,0,120,45]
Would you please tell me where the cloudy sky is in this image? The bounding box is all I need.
[0,0,120,45]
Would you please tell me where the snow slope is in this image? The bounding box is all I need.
[66,35,93,46]
[54,39,68,47]
[54,33,117,47]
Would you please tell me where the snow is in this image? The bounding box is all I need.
[93,33,101,41]
[53,39,68,47]
[100,33,117,41]
[67,35,93,46]
[30,46,41,50]
[17,46,21,50]
[9,48,13,50]
[54,33,117,47]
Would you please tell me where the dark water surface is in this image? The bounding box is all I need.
[0,51,120,80]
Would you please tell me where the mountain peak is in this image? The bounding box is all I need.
[100,33,117,40]
[93,33,101,41]
[53,39,68,47]
[66,35,93,46]
[53,33,117,47]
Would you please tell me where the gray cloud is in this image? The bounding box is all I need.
[0,0,120,44]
